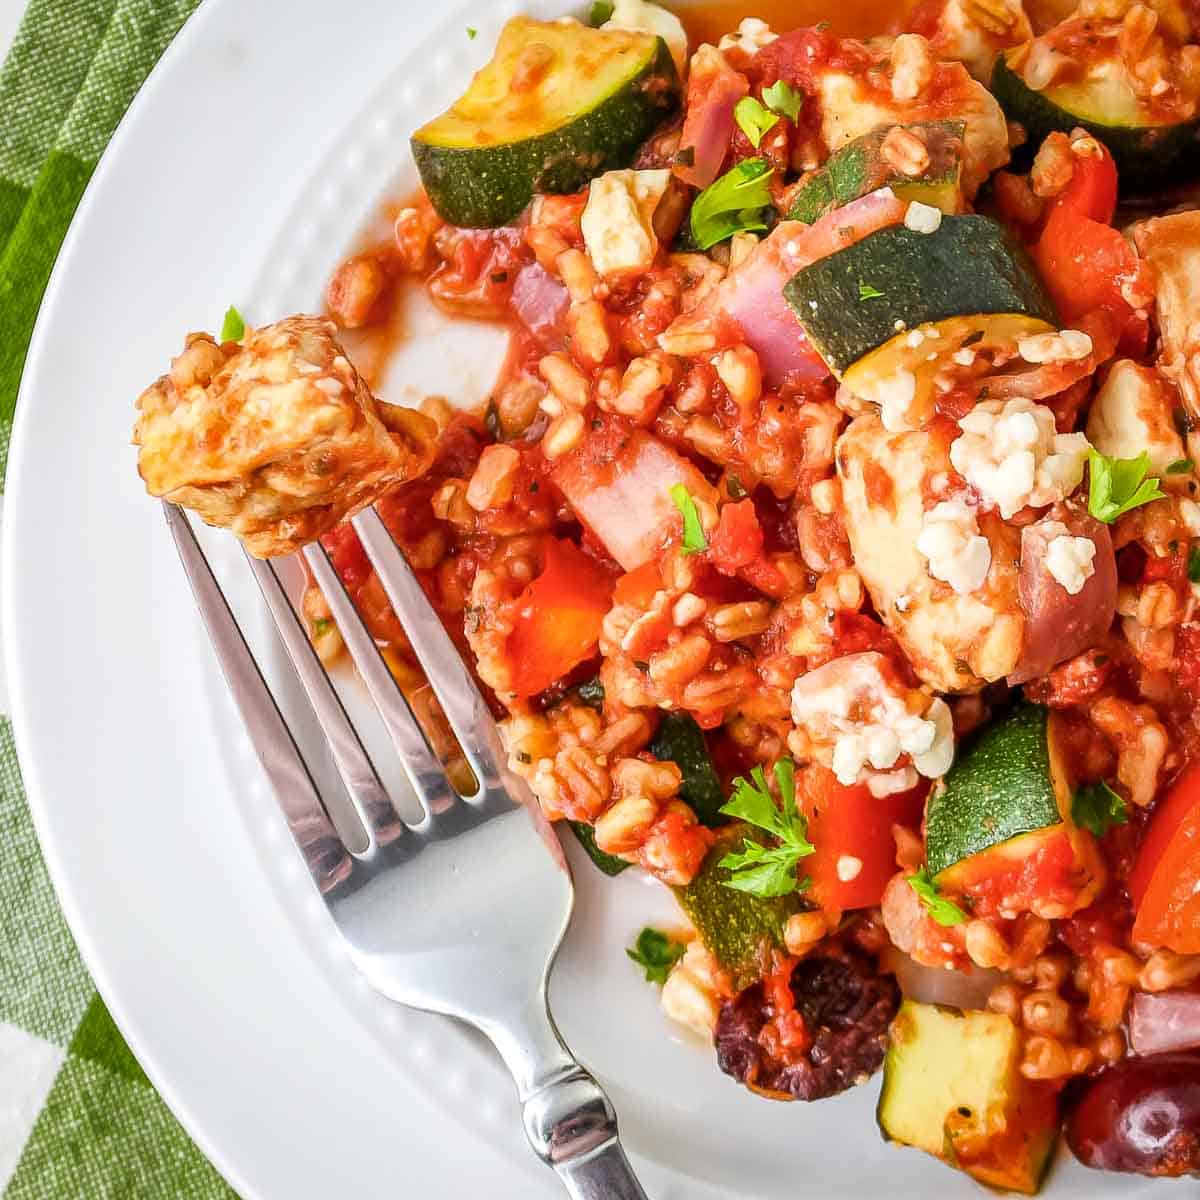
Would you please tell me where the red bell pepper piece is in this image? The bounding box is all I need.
[1131,765,1200,954]
[508,539,614,698]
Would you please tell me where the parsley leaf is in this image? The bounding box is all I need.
[1190,545,1200,583]
[589,0,615,24]
[626,927,686,985]
[762,80,803,122]
[907,867,967,926]
[718,759,815,897]
[1072,780,1129,838]
[670,484,708,554]
[1167,458,1194,475]
[858,281,885,301]
[219,305,245,342]
[466,26,478,38]
[1087,450,1166,524]
[312,618,331,638]
[734,96,779,149]
[689,158,774,251]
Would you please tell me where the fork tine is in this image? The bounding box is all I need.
[243,551,405,852]
[302,541,459,820]
[351,506,505,794]
[162,503,352,893]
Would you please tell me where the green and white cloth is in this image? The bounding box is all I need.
[0,1,237,1194]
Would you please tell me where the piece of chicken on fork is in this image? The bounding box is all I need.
[134,315,436,557]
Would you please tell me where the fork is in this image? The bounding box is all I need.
[163,501,650,1200]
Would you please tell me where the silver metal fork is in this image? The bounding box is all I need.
[164,501,649,1200]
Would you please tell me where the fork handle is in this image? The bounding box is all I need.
[523,1066,649,1200]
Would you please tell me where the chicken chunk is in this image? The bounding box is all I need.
[1086,360,1187,484]
[837,413,1024,692]
[814,49,1009,196]
[1132,211,1200,453]
[134,316,436,557]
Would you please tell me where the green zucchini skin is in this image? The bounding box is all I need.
[783,215,1056,376]
[412,36,680,228]
[991,55,1200,192]
[925,702,1064,878]
[568,821,631,875]
[649,711,729,827]
[787,120,965,224]
[675,830,806,991]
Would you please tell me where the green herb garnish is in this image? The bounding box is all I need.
[1087,450,1166,524]
[733,96,779,149]
[466,26,478,38]
[312,618,331,638]
[1167,458,1194,475]
[689,158,773,251]
[717,759,815,897]
[1189,546,1200,584]
[907,867,967,926]
[670,484,708,554]
[626,927,686,984]
[762,79,803,122]
[858,281,885,301]
[588,0,615,24]
[219,305,245,342]
[1072,780,1129,838]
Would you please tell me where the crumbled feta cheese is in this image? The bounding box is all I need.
[604,0,688,75]
[581,169,670,275]
[836,854,864,882]
[905,329,926,348]
[904,201,943,234]
[1042,523,1097,595]
[952,347,976,367]
[791,652,955,789]
[1017,328,1093,364]
[894,594,912,613]
[718,17,778,55]
[950,397,1091,519]
[866,368,917,432]
[915,499,992,594]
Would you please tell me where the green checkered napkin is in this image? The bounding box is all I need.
[0,1,237,1194]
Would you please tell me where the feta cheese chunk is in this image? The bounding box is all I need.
[916,499,992,594]
[865,367,918,432]
[717,17,777,55]
[603,0,688,75]
[950,397,1090,519]
[790,651,955,789]
[1017,328,1093,364]
[904,201,943,234]
[581,169,671,276]
[1041,522,1097,595]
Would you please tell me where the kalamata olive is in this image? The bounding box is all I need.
[1066,1053,1200,1176]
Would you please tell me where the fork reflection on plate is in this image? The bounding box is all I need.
[164,501,650,1200]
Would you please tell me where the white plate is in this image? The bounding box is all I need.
[2,1,1191,1196]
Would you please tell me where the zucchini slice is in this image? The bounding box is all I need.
[925,702,1068,879]
[782,215,1056,379]
[412,18,681,227]
[674,828,807,991]
[648,711,728,828]
[878,1001,1059,1194]
[787,121,965,225]
[991,53,1200,191]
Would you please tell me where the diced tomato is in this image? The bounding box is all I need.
[797,765,925,912]
[1055,143,1118,225]
[322,524,372,591]
[613,561,662,609]
[507,539,614,698]
[1032,145,1148,349]
[1131,781,1200,955]
[709,500,764,571]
